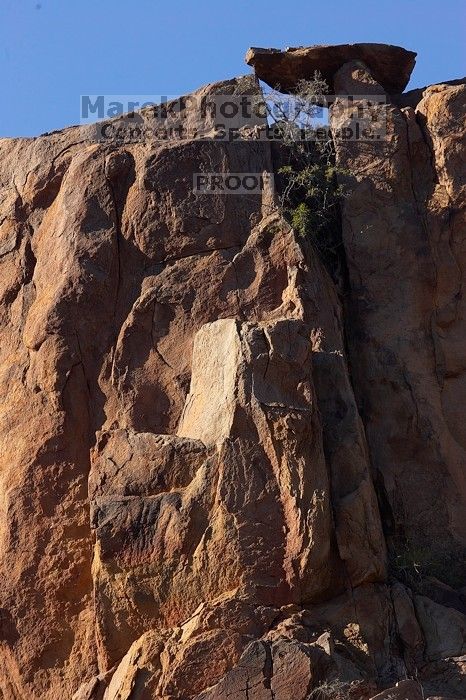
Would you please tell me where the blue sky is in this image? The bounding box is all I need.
[0,0,464,137]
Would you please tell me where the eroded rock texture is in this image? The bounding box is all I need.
[331,62,466,578]
[245,42,416,93]
[0,49,465,700]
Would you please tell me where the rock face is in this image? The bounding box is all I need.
[0,47,465,700]
[331,63,466,580]
[245,43,417,93]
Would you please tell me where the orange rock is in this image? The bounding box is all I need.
[0,49,464,700]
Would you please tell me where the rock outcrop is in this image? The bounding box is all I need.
[245,43,416,93]
[0,44,464,700]
[330,62,466,580]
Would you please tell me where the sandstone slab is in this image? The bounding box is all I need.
[245,43,416,93]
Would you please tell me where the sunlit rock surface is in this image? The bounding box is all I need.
[0,47,464,700]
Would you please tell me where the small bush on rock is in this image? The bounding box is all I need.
[265,73,349,279]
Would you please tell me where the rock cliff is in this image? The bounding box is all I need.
[0,44,464,699]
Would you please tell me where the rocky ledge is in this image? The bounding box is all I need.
[245,42,417,93]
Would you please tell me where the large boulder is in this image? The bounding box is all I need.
[245,42,416,93]
[369,680,423,699]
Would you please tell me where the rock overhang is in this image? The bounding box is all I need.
[245,42,417,94]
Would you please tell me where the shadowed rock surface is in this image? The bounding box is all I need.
[245,43,417,93]
[0,46,464,700]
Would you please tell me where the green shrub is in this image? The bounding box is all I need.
[265,74,349,277]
